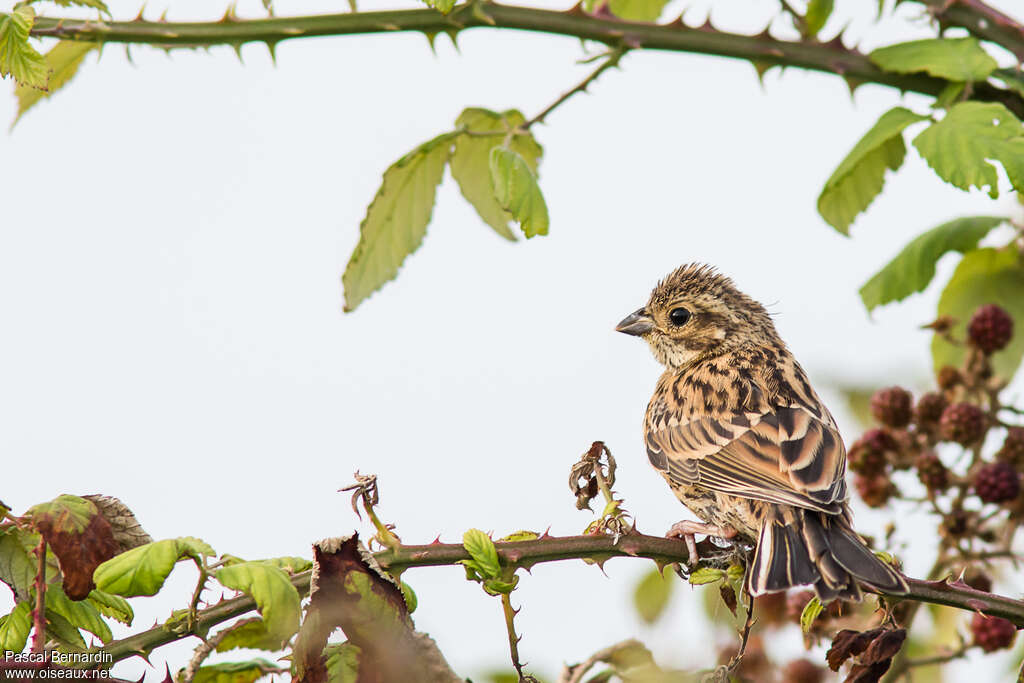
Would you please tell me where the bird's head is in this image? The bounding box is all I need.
[616,263,775,369]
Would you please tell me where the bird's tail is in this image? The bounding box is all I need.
[747,506,908,602]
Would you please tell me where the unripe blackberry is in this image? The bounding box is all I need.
[914,392,947,428]
[971,613,1017,652]
[938,402,985,445]
[848,429,895,476]
[974,462,1020,504]
[915,451,949,492]
[781,658,825,683]
[937,365,961,390]
[855,473,894,508]
[870,386,913,428]
[997,427,1024,466]
[968,304,1014,354]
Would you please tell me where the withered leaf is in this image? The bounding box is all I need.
[845,661,892,683]
[30,495,119,600]
[719,584,738,617]
[861,628,906,665]
[826,628,883,672]
[83,495,153,552]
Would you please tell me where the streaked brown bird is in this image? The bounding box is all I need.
[616,264,907,601]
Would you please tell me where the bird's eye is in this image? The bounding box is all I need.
[669,307,691,326]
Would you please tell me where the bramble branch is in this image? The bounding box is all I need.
[26,2,1024,116]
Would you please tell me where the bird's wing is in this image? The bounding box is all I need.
[645,406,847,513]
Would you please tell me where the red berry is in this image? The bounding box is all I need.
[997,427,1024,466]
[971,613,1017,652]
[968,304,1014,354]
[938,402,986,445]
[870,387,913,429]
[914,392,948,428]
[915,451,949,492]
[781,658,825,683]
[848,429,895,476]
[855,473,894,508]
[974,462,1021,504]
[937,365,961,390]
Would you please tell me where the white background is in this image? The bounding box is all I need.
[2,0,1022,679]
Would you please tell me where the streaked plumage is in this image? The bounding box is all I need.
[617,264,907,601]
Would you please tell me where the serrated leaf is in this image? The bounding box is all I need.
[859,216,1006,311]
[85,589,133,626]
[633,567,673,624]
[817,107,929,234]
[400,581,417,613]
[726,564,744,582]
[800,595,823,633]
[45,0,109,11]
[913,101,1024,198]
[608,0,670,22]
[342,133,454,312]
[805,0,833,36]
[421,0,455,14]
[27,494,96,534]
[189,659,283,683]
[45,585,112,644]
[178,536,216,558]
[482,576,518,595]
[215,618,287,653]
[489,147,549,238]
[215,562,301,641]
[0,601,32,652]
[45,607,86,650]
[870,37,997,82]
[258,556,312,574]
[497,530,538,542]
[932,248,1024,380]
[688,567,724,585]
[0,528,36,602]
[324,642,360,683]
[94,538,197,597]
[451,108,542,241]
[0,6,48,89]
[461,529,501,580]
[13,41,97,128]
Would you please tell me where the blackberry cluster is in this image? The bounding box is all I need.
[974,462,1021,504]
[971,613,1018,652]
[938,403,985,446]
[913,392,947,428]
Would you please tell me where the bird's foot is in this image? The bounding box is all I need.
[665,520,737,565]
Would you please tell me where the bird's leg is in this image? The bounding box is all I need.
[666,520,738,564]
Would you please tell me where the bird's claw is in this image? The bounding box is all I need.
[666,520,738,566]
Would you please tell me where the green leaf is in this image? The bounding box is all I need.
[400,581,417,614]
[13,41,97,128]
[215,562,301,641]
[27,494,97,534]
[254,556,310,574]
[489,147,549,238]
[933,248,1024,380]
[45,607,86,650]
[688,567,724,586]
[0,6,48,89]
[607,0,670,22]
[800,595,823,633]
[817,107,929,234]
[461,529,501,580]
[324,642,361,683]
[45,585,112,644]
[85,589,133,626]
[451,108,542,241]
[633,567,673,624]
[177,536,216,559]
[481,576,518,595]
[189,659,282,683]
[342,132,454,312]
[726,564,745,582]
[497,530,539,542]
[859,216,1006,311]
[94,538,189,597]
[870,37,997,82]
[215,618,287,653]
[421,0,455,14]
[0,601,32,652]
[913,101,1024,198]
[805,0,834,36]
[934,81,965,110]
[42,0,109,12]
[0,528,37,602]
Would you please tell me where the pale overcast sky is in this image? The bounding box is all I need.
[2,0,1022,679]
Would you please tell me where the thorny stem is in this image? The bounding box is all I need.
[187,557,209,632]
[558,639,646,683]
[500,592,528,681]
[25,3,1024,117]
[62,535,1024,670]
[524,47,626,129]
[30,538,46,655]
[179,618,259,683]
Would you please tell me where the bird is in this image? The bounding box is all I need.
[616,263,907,601]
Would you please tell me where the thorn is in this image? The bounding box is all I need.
[443,28,460,52]
[423,30,439,54]
[430,535,443,545]
[230,41,244,62]
[133,4,146,21]
[668,13,686,28]
[750,59,775,85]
[539,526,552,539]
[754,21,772,40]
[844,75,865,97]
[220,2,238,23]
[697,15,716,32]
[564,1,587,16]
[265,40,278,64]
[159,8,167,22]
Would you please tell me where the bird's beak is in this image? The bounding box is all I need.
[616,308,654,336]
